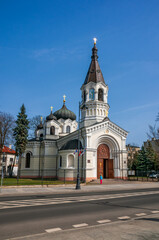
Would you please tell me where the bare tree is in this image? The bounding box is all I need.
[29,115,44,138]
[0,112,15,156]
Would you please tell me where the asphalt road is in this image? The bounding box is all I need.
[1,188,159,240]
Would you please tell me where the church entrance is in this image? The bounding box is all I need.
[97,144,114,179]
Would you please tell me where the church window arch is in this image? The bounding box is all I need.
[60,156,62,168]
[87,110,89,116]
[94,109,96,115]
[66,125,70,133]
[97,109,99,115]
[50,126,55,135]
[26,152,31,168]
[90,109,92,116]
[98,88,103,101]
[83,90,86,102]
[103,110,106,116]
[67,154,74,168]
[89,88,95,100]
[100,109,102,115]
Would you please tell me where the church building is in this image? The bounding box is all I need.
[21,40,128,181]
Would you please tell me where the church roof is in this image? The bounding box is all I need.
[60,139,83,150]
[46,111,57,121]
[84,43,105,85]
[54,102,76,121]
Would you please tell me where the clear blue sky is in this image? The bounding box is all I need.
[0,0,159,146]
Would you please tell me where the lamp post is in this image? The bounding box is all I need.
[0,152,5,193]
[76,101,81,189]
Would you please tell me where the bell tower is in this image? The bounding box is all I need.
[80,39,109,127]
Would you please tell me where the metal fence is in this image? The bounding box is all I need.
[128,170,159,182]
[0,168,87,187]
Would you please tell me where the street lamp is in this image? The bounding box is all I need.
[0,152,5,193]
[76,101,87,190]
[76,101,81,190]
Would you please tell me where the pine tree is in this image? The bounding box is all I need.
[13,104,29,179]
[136,146,147,171]
[145,141,157,171]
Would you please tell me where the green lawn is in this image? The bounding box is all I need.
[1,178,76,186]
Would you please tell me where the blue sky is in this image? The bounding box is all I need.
[0,0,159,146]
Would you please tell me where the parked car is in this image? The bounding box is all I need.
[149,173,159,178]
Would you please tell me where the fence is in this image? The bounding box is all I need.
[128,170,159,182]
[0,168,86,187]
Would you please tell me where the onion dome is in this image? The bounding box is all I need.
[54,96,76,121]
[46,107,57,121]
[37,117,43,129]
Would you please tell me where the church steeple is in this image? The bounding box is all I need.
[80,39,109,128]
[84,40,105,85]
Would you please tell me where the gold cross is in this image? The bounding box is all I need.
[93,38,97,44]
[40,116,43,121]
[63,95,66,102]
[50,106,53,112]
[106,110,108,117]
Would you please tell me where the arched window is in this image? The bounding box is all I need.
[98,88,103,101]
[66,125,70,133]
[50,126,55,135]
[26,153,31,168]
[60,156,62,168]
[68,155,74,168]
[40,134,43,138]
[89,88,95,100]
[83,90,86,102]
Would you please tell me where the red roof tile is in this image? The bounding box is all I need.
[2,146,16,154]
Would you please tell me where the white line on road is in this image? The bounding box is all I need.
[118,216,130,220]
[73,223,88,228]
[135,213,147,216]
[97,219,111,223]
[45,228,62,233]
[151,210,159,214]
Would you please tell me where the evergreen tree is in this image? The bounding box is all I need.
[136,146,147,171]
[13,104,29,178]
[145,141,157,171]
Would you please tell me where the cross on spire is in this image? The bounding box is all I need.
[40,116,43,122]
[93,37,97,45]
[63,95,66,103]
[50,106,53,112]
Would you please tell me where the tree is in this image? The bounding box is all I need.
[0,112,15,157]
[13,104,29,179]
[29,115,43,138]
[136,146,147,171]
[147,112,159,140]
[146,141,158,170]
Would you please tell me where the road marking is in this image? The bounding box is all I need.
[135,213,147,216]
[118,216,130,220]
[151,210,159,214]
[97,219,111,223]
[45,228,62,233]
[73,223,88,228]
[1,191,159,210]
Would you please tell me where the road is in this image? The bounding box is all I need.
[1,188,159,240]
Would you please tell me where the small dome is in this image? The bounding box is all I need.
[54,102,76,121]
[46,111,57,121]
[37,122,43,130]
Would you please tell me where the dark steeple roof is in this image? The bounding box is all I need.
[46,109,57,121]
[84,42,105,85]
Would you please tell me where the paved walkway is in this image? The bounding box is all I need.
[0,180,159,196]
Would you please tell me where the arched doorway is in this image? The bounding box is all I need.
[97,144,114,179]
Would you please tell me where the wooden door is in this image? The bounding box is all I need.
[108,159,114,178]
[97,144,110,179]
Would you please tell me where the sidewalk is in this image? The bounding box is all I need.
[0,180,159,196]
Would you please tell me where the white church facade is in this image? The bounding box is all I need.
[21,41,128,181]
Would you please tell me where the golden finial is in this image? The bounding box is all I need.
[50,106,53,112]
[93,37,97,45]
[40,116,43,122]
[106,110,109,117]
[63,95,66,103]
